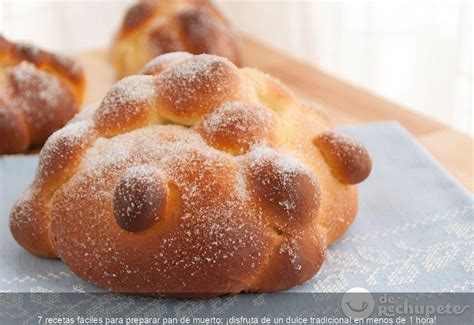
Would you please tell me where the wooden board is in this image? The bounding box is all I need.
[74,35,473,192]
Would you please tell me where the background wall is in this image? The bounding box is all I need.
[0,0,472,135]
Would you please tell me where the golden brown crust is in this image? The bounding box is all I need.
[155,54,242,124]
[0,35,85,154]
[111,0,242,77]
[252,229,326,292]
[94,75,160,136]
[10,185,56,257]
[141,51,193,75]
[0,35,84,101]
[121,0,157,33]
[196,101,276,154]
[10,52,371,296]
[10,121,96,257]
[113,165,169,232]
[0,97,29,153]
[244,146,321,232]
[314,131,372,185]
[177,7,241,63]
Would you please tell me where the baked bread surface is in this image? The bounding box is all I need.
[111,0,242,78]
[10,52,371,296]
[0,35,85,154]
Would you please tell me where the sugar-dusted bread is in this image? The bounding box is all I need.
[0,35,85,154]
[10,52,371,296]
[111,0,241,78]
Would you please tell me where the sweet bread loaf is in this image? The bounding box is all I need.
[0,35,85,154]
[10,52,371,296]
[111,0,241,78]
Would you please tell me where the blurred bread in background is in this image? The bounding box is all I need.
[0,35,85,154]
[111,0,242,78]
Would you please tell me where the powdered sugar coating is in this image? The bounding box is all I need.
[47,119,93,144]
[10,186,39,228]
[0,60,80,151]
[37,120,95,183]
[314,131,372,185]
[69,102,99,124]
[197,101,275,154]
[102,75,156,106]
[113,164,168,232]
[243,144,321,231]
[9,62,77,139]
[155,54,240,123]
[50,125,274,292]
[141,51,193,75]
[10,52,370,295]
[94,75,158,133]
[0,34,85,153]
[245,144,312,176]
[10,36,84,84]
[12,62,62,106]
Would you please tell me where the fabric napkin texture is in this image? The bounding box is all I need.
[0,121,472,293]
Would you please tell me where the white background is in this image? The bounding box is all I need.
[0,0,472,135]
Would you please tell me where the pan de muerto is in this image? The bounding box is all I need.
[10,52,371,297]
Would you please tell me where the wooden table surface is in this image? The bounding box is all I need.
[75,35,473,192]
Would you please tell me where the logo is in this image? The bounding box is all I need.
[341,287,375,319]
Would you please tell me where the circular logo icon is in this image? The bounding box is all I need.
[341,287,375,319]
